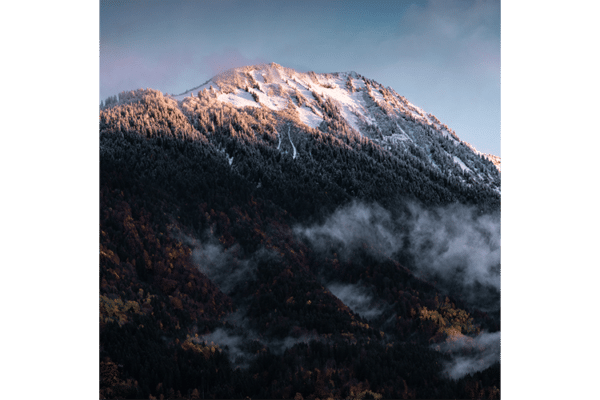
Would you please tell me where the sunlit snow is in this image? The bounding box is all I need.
[163,64,499,191]
[296,105,323,128]
[453,156,471,173]
[217,90,260,109]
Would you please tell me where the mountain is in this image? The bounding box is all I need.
[174,63,500,179]
[99,63,500,399]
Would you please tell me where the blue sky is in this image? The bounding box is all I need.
[101,0,500,156]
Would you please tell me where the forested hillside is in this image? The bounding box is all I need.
[100,65,500,399]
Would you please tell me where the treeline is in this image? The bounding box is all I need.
[102,89,499,215]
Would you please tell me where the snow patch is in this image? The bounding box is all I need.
[395,123,408,136]
[287,126,297,159]
[453,156,471,173]
[217,90,260,109]
[388,133,412,143]
[352,77,365,89]
[297,105,323,128]
[248,88,286,111]
[370,89,386,105]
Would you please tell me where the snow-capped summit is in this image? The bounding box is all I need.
[101,63,500,194]
[172,63,456,139]
[170,63,500,190]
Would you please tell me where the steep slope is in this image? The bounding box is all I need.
[485,153,502,172]
[99,63,500,399]
[170,63,500,190]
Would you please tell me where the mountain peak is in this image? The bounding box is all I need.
[174,65,470,137]
[104,63,500,189]
[100,60,500,400]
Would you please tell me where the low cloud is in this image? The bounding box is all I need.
[294,201,500,310]
[198,321,314,367]
[186,236,316,362]
[191,241,254,295]
[269,335,314,354]
[434,330,500,380]
[177,231,268,295]
[294,201,400,260]
[327,282,384,320]
[403,202,500,309]
[199,328,244,362]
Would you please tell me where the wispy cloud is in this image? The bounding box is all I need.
[434,330,500,380]
[294,201,500,310]
[179,231,263,295]
[407,203,500,284]
[294,201,399,260]
[403,202,500,309]
[326,282,384,320]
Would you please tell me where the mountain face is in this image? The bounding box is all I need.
[103,62,500,192]
[177,63,500,181]
[100,63,500,399]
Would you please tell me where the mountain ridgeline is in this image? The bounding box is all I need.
[100,63,500,399]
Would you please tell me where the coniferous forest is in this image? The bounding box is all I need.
[100,70,500,399]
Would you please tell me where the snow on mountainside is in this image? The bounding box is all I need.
[484,154,501,172]
[103,62,500,193]
[172,63,458,139]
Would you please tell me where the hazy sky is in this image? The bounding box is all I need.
[100,0,500,156]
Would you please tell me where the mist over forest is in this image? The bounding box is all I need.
[100,65,500,399]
